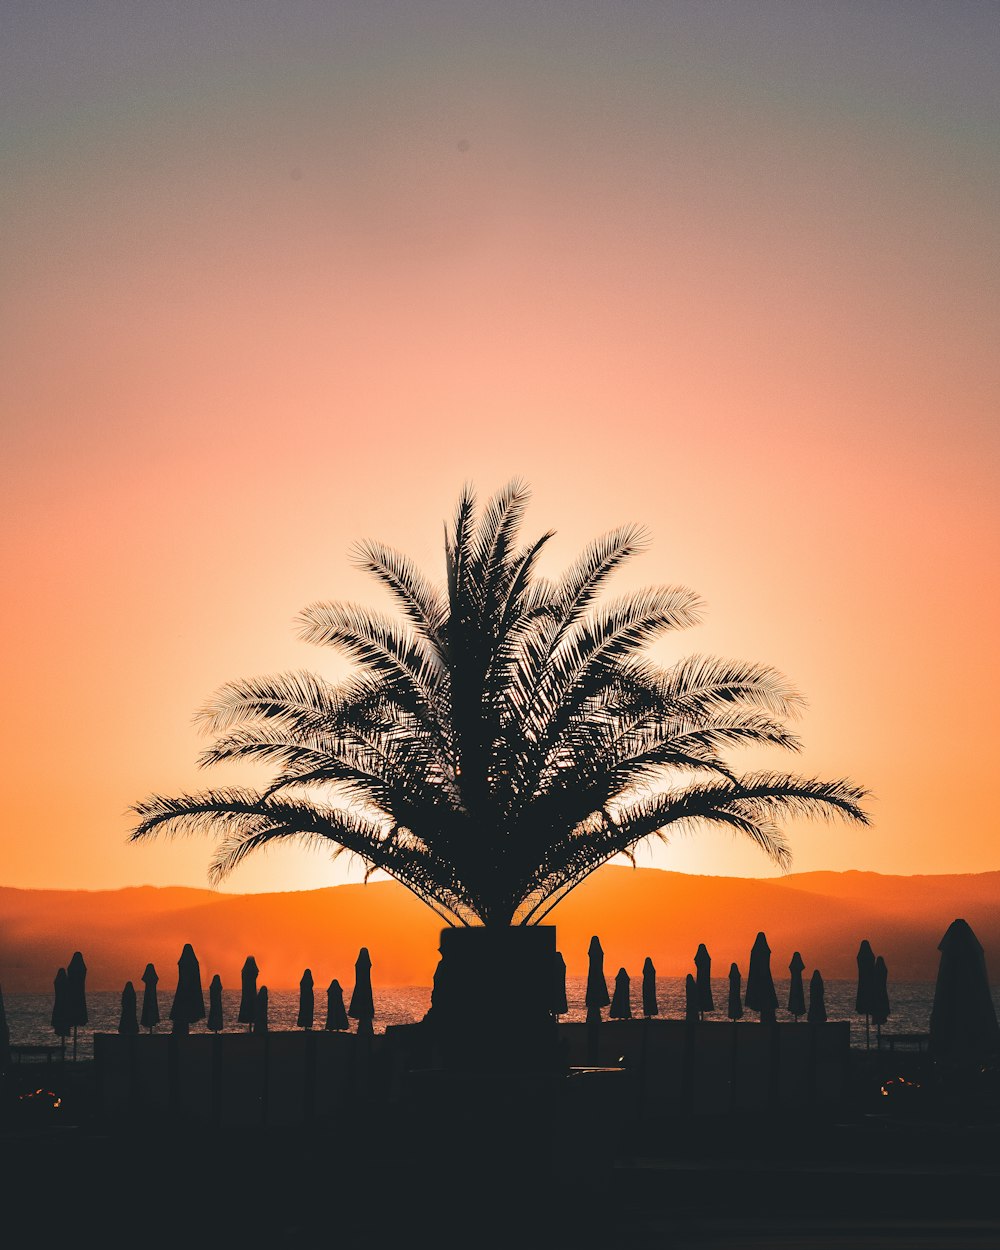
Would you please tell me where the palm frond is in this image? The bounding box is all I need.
[351,539,448,652]
[198,727,335,772]
[475,478,532,595]
[639,655,807,721]
[295,602,447,734]
[195,671,361,736]
[551,525,649,629]
[447,483,479,621]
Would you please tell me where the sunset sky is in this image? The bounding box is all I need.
[2,2,998,895]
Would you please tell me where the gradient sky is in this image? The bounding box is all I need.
[2,1,998,893]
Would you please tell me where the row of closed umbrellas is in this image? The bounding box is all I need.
[41,919,1000,1066]
[50,944,378,1053]
[580,919,1000,1065]
[52,934,885,1045]
[579,933,890,1037]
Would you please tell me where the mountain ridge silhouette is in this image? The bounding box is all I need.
[3,867,997,991]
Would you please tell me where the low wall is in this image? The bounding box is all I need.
[558,1019,851,1115]
[94,1018,851,1126]
[94,1030,357,1126]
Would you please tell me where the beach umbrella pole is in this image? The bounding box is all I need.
[586,1011,599,1065]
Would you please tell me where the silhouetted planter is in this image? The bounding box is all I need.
[428,926,559,1072]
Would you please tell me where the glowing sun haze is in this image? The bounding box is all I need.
[2,2,997,893]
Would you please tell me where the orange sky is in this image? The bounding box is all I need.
[2,3,998,894]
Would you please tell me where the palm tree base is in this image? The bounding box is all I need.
[425,926,561,1072]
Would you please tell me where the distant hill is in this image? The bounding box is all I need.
[2,866,998,991]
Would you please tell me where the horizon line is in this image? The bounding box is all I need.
[5,863,1000,897]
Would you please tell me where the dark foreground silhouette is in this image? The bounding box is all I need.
[3,919,999,1248]
[4,1037,1000,1250]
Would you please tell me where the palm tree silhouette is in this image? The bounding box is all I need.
[131,481,868,926]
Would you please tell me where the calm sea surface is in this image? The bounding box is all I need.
[8,977,995,1062]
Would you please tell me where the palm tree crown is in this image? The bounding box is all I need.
[131,482,868,926]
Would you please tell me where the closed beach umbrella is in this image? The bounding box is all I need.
[855,940,876,1048]
[807,970,827,1024]
[694,944,714,1017]
[238,956,259,1030]
[727,963,743,1022]
[118,982,139,1036]
[745,932,777,1023]
[609,968,632,1019]
[553,952,568,1017]
[52,968,71,1051]
[297,969,315,1030]
[872,956,890,1041]
[325,979,349,1031]
[929,919,1000,1065]
[684,974,699,1023]
[642,957,658,1019]
[585,936,610,1022]
[855,940,876,1013]
[66,952,88,1060]
[788,952,806,1020]
[66,952,88,1027]
[140,964,160,1033]
[254,986,269,1033]
[207,975,224,1033]
[170,943,206,1034]
[348,948,375,1035]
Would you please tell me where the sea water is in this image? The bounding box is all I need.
[7,978,993,1062]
